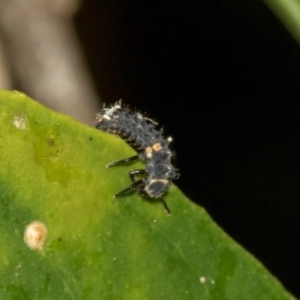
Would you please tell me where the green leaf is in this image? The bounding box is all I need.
[0,90,295,299]
[264,0,300,46]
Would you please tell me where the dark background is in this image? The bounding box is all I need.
[75,1,300,297]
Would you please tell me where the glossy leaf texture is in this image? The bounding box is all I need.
[0,91,295,299]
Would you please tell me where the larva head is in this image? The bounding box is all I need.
[95,101,122,124]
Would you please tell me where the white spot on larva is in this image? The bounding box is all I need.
[13,114,27,130]
[200,276,206,283]
[24,221,48,251]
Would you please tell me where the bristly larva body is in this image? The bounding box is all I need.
[95,101,179,214]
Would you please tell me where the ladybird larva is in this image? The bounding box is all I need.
[95,101,179,214]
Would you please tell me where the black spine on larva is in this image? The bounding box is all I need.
[95,102,179,199]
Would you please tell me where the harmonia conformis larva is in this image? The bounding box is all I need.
[95,101,179,214]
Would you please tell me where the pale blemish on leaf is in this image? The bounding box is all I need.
[24,221,48,251]
[200,276,206,283]
[13,113,27,130]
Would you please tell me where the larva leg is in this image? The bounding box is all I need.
[129,169,147,182]
[161,198,171,215]
[106,155,139,168]
[114,179,145,197]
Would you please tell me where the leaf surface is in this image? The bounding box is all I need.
[0,91,295,299]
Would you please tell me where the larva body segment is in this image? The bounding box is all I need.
[95,101,179,213]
